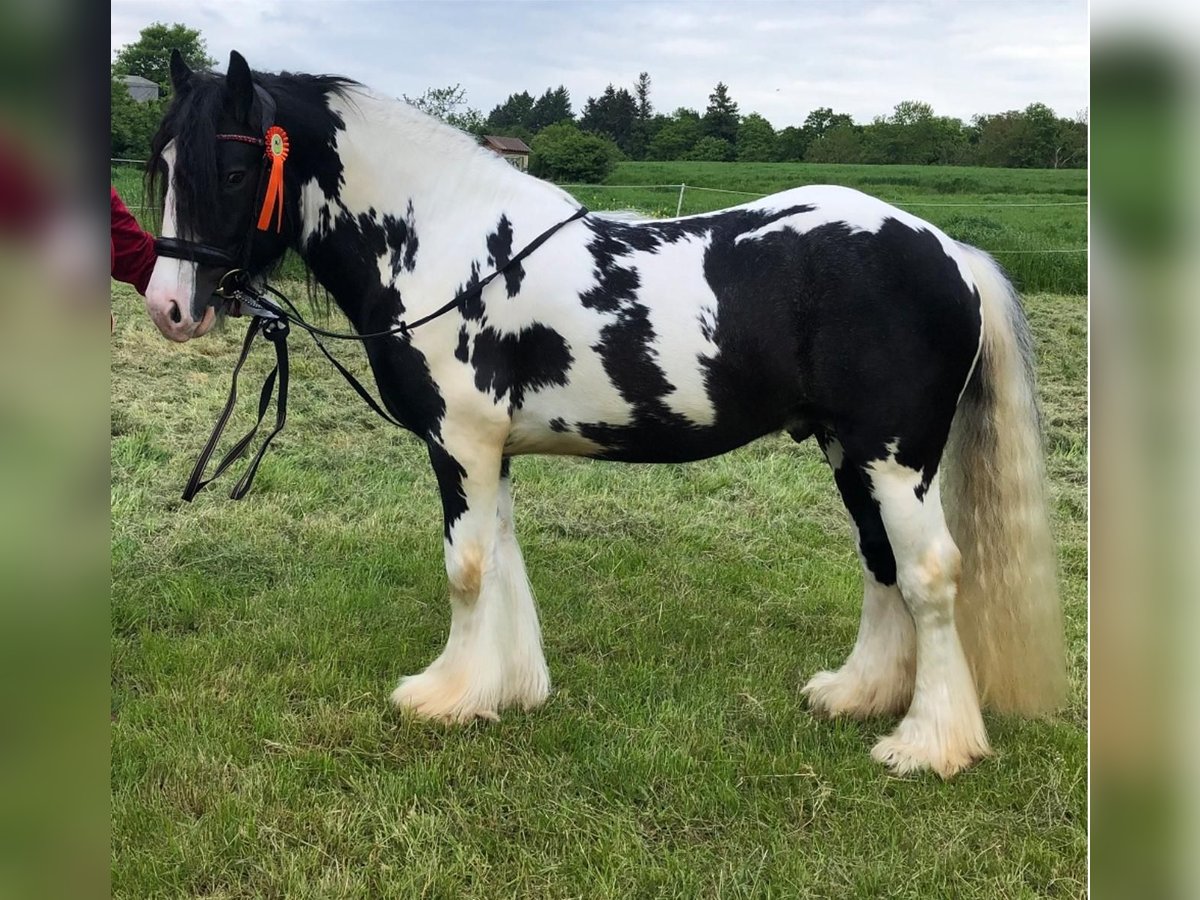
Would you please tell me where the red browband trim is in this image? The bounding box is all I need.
[216,133,265,145]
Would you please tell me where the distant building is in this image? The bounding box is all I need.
[119,75,159,103]
[482,135,531,171]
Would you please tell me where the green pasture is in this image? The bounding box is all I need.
[110,276,1086,897]
[111,159,1087,296]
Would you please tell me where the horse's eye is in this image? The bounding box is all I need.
[225,171,246,186]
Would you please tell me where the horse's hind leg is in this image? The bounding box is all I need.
[861,450,990,778]
[802,432,915,718]
[391,435,550,722]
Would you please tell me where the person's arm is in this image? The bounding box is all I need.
[110,187,156,296]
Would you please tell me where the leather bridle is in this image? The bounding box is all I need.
[153,84,279,292]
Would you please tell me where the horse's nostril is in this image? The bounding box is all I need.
[168,300,182,324]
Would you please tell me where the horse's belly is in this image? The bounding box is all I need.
[505,406,782,463]
[585,423,777,463]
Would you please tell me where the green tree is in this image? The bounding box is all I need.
[805,124,864,163]
[687,135,735,162]
[736,113,776,162]
[110,78,163,159]
[487,91,536,132]
[529,86,574,132]
[111,22,216,94]
[890,99,935,126]
[702,82,739,143]
[774,125,811,161]
[529,122,618,182]
[404,84,485,134]
[646,109,702,160]
[1021,102,1061,167]
[634,72,653,120]
[856,101,967,165]
[969,102,1083,168]
[802,107,854,140]
[971,110,1025,166]
[580,84,638,155]
[629,72,654,160]
[1053,110,1087,168]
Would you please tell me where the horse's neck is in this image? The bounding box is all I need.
[307,91,572,302]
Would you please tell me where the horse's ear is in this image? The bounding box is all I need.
[225,50,254,123]
[169,49,192,92]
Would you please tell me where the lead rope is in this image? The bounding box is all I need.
[182,206,588,501]
[181,317,291,500]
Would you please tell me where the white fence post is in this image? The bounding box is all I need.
[675,183,686,218]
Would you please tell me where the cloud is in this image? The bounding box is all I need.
[111,0,1087,127]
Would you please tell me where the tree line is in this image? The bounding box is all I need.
[112,24,1087,180]
[443,76,1086,172]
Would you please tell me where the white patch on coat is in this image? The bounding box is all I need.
[635,232,721,426]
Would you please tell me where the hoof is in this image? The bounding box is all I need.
[390,670,501,724]
[870,718,991,779]
[802,668,911,719]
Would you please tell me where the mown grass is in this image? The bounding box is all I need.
[111,159,1086,296]
[111,279,1086,899]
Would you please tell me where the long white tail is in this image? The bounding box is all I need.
[942,244,1067,715]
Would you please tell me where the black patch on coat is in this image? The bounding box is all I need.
[427,442,468,539]
[579,227,642,314]
[816,432,897,585]
[470,324,574,408]
[373,200,419,278]
[457,262,484,321]
[549,417,568,433]
[485,215,524,297]
[452,219,575,411]
[305,212,448,439]
[357,211,387,256]
[766,218,981,487]
[351,203,420,281]
[572,222,694,454]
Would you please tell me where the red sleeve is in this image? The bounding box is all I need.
[110,187,157,296]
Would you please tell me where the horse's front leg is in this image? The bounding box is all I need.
[391,436,550,722]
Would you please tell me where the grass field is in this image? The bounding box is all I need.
[110,273,1087,895]
[112,159,1086,296]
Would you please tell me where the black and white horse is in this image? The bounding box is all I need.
[144,51,1065,777]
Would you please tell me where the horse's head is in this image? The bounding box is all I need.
[145,50,292,341]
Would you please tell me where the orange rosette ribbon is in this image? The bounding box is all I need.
[256,126,290,232]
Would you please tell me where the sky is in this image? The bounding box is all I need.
[110,1,1088,128]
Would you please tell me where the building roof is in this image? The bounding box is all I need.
[483,135,531,154]
[120,75,159,87]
